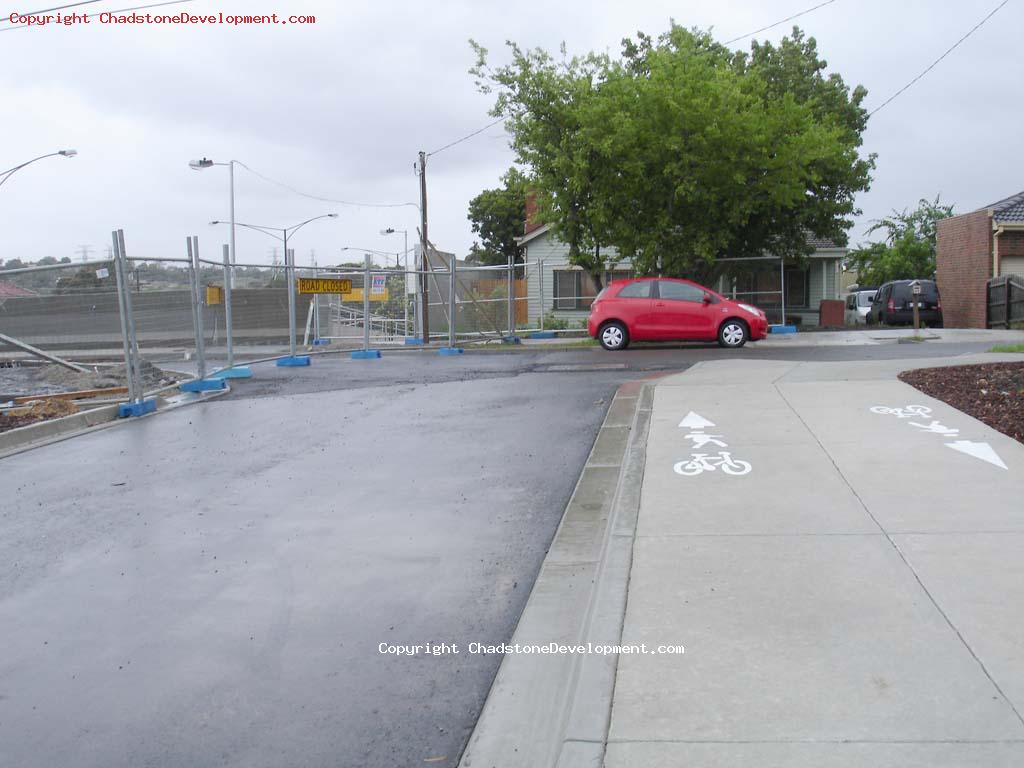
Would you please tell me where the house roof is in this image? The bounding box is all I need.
[985,189,1024,223]
[0,280,36,298]
[518,224,844,252]
[805,233,843,250]
[515,223,551,246]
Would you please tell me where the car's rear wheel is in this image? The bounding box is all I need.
[599,321,629,351]
[718,319,748,348]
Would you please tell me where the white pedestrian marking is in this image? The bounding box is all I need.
[684,433,728,449]
[909,420,959,436]
[945,441,1008,470]
[678,412,716,430]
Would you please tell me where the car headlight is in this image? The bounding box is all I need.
[738,303,764,319]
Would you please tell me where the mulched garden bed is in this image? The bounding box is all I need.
[899,361,1024,443]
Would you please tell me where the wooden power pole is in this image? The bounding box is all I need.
[418,150,430,343]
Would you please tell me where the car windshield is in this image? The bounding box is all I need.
[893,282,938,300]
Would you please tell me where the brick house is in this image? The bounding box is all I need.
[936,190,1024,328]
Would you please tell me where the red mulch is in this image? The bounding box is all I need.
[899,362,1024,444]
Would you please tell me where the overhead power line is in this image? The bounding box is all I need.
[1,0,105,22]
[426,117,505,157]
[0,0,194,30]
[868,0,1011,116]
[235,162,419,210]
[724,0,839,45]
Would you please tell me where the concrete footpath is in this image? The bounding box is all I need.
[607,354,1024,767]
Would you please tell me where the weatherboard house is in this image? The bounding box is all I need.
[517,218,846,328]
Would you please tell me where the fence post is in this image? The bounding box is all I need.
[539,258,545,330]
[112,231,137,406]
[187,236,207,381]
[448,253,457,349]
[222,244,233,369]
[111,229,155,416]
[351,254,382,359]
[507,250,514,338]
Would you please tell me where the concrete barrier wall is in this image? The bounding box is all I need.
[0,289,313,349]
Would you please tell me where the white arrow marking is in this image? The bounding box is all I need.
[945,441,1008,470]
[679,411,716,430]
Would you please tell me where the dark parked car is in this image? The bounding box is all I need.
[867,280,942,327]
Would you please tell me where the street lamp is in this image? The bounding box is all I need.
[189,158,239,269]
[211,214,338,363]
[0,149,77,188]
[381,227,412,338]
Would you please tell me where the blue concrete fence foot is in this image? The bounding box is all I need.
[769,325,798,335]
[351,350,382,360]
[179,378,228,393]
[312,339,331,346]
[276,355,312,367]
[528,331,556,339]
[211,367,252,379]
[438,347,464,356]
[501,335,521,345]
[117,399,157,418]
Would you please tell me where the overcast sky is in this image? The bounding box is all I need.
[1,0,1020,269]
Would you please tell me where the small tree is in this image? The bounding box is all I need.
[467,168,528,267]
[848,196,954,285]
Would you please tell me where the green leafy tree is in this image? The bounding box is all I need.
[467,168,528,266]
[470,25,874,286]
[848,196,954,285]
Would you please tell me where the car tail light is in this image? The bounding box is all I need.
[887,298,895,312]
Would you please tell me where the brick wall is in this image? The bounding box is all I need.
[936,210,992,328]
[524,191,542,234]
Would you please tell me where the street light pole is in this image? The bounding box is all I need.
[0,149,77,189]
[382,227,410,338]
[189,158,238,267]
[211,214,338,365]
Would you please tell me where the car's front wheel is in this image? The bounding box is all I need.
[717,319,748,348]
[599,321,629,351]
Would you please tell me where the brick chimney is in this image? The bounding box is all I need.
[524,191,542,235]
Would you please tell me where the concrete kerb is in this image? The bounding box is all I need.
[0,378,231,460]
[458,377,656,768]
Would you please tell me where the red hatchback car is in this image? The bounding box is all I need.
[587,277,768,350]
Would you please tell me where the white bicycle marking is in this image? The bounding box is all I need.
[674,452,752,477]
[870,405,932,419]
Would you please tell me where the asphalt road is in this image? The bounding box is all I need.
[0,341,1000,768]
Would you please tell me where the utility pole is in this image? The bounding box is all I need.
[76,244,92,262]
[418,150,429,344]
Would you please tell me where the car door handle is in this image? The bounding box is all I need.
[655,302,666,307]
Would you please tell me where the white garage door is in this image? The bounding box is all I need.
[1001,255,1024,278]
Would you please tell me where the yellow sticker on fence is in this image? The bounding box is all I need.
[297,277,353,294]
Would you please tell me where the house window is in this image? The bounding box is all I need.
[734,267,809,308]
[553,270,600,310]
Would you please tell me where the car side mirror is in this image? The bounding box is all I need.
[702,292,712,304]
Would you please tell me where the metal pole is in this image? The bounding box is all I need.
[222,243,234,368]
[448,252,456,348]
[403,230,409,338]
[507,249,514,336]
[112,230,137,404]
[539,258,545,330]
[188,236,207,380]
[779,256,787,326]
[117,229,143,403]
[418,150,429,343]
[229,161,237,266]
[285,232,297,358]
[363,253,371,352]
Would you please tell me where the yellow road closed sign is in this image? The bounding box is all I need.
[297,277,353,294]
